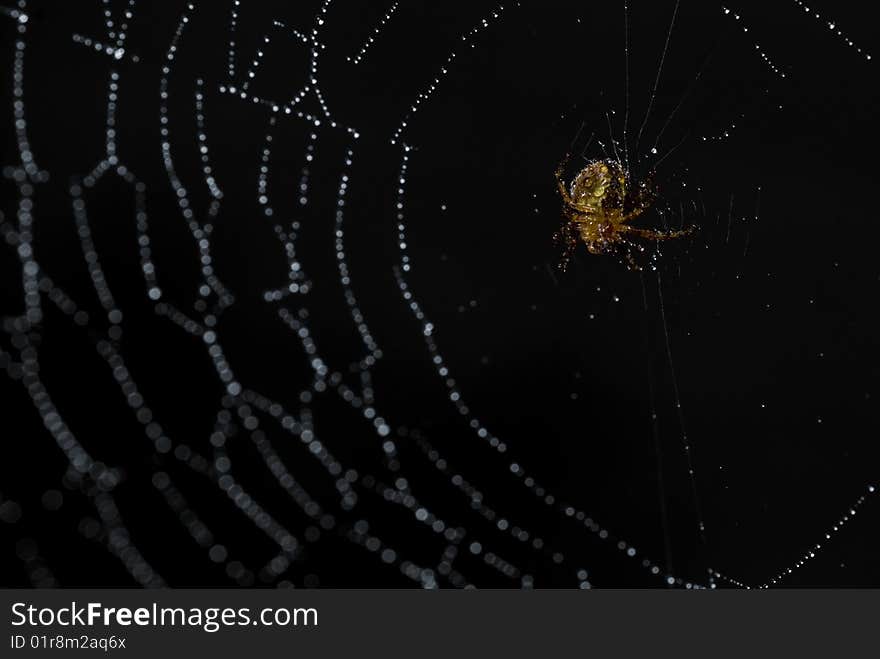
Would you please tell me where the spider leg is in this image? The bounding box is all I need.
[557,178,569,200]
[619,208,645,224]
[619,194,658,224]
[555,158,571,200]
[565,200,599,215]
[553,219,579,271]
[619,225,694,241]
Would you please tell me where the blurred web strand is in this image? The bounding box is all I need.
[347,1,400,65]
[791,0,872,61]
[606,112,623,165]
[0,0,447,589]
[709,485,877,588]
[390,3,508,145]
[742,187,759,259]
[721,7,786,78]
[3,0,876,589]
[651,33,718,153]
[0,5,27,21]
[166,0,537,587]
[639,274,675,577]
[393,95,703,588]
[622,0,631,170]
[226,0,239,79]
[159,1,436,586]
[634,0,680,161]
[0,0,166,587]
[656,270,707,542]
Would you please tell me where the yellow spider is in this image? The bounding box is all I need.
[555,155,693,269]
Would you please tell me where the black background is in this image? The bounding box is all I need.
[1,0,879,588]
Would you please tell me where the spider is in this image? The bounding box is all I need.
[554,155,693,269]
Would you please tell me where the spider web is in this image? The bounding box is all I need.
[1,0,878,589]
